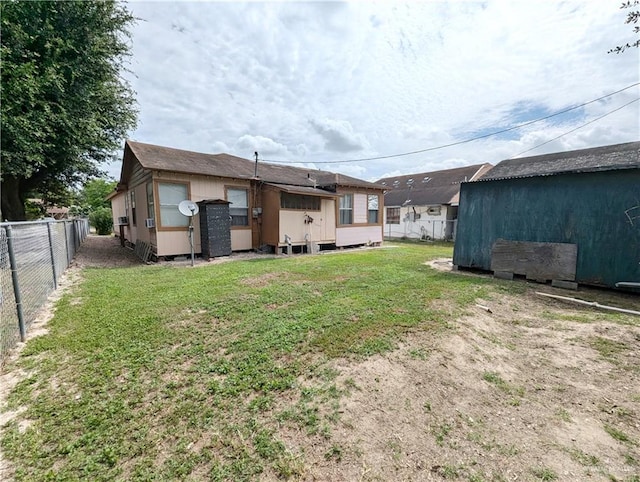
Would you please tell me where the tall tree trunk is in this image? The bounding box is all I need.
[1,175,26,221]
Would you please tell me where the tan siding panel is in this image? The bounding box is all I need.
[231,229,252,250]
[322,199,336,241]
[156,230,192,257]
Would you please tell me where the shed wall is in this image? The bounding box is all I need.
[453,169,640,288]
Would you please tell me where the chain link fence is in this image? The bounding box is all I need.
[0,219,89,366]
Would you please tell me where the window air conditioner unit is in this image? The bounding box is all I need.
[144,218,155,228]
[118,216,129,225]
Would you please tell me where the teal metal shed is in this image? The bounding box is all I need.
[453,141,640,289]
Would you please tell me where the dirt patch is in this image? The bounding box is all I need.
[272,291,640,482]
[241,272,285,287]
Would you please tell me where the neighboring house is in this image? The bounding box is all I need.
[108,140,385,259]
[453,141,640,289]
[376,163,492,240]
[46,206,69,220]
[26,199,69,220]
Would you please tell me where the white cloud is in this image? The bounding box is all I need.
[235,135,290,157]
[110,0,639,182]
[310,118,370,152]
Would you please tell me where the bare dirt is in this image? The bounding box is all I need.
[270,262,640,482]
[1,242,639,482]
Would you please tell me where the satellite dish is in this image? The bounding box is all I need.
[178,200,199,217]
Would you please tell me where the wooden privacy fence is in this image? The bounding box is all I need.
[0,219,89,366]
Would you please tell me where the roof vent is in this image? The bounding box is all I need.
[392,180,400,186]
[422,176,431,183]
[407,178,414,185]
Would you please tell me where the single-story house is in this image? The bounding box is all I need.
[453,141,640,289]
[376,163,492,240]
[108,140,385,259]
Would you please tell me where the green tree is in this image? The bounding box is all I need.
[80,178,117,212]
[609,0,640,53]
[0,0,137,221]
[89,207,114,235]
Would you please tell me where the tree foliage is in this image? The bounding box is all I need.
[609,1,640,53]
[89,207,114,235]
[0,0,137,220]
[80,178,117,212]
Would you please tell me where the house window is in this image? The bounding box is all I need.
[386,207,400,224]
[339,194,353,225]
[130,191,137,225]
[146,182,154,222]
[367,195,379,224]
[280,192,321,210]
[227,188,249,226]
[158,182,189,228]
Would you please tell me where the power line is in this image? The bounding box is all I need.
[511,97,640,158]
[263,82,640,165]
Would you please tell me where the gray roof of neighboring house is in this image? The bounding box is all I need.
[377,163,493,207]
[123,140,384,190]
[481,141,640,181]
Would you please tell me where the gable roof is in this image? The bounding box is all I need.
[122,140,384,190]
[481,141,640,181]
[376,163,492,207]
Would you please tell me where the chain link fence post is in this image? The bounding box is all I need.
[63,221,71,267]
[5,225,26,342]
[47,222,58,290]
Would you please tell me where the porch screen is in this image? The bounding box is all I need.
[158,182,189,227]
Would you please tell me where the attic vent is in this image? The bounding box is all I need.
[407,178,414,185]
[422,177,431,183]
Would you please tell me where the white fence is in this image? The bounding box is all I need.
[384,219,457,241]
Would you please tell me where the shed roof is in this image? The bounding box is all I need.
[123,140,384,190]
[481,141,640,181]
[377,163,492,207]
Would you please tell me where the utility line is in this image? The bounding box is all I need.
[511,97,640,158]
[263,82,640,165]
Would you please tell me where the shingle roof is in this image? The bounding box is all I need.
[376,163,492,207]
[481,141,640,181]
[124,140,384,190]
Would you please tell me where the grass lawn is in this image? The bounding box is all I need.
[2,242,637,481]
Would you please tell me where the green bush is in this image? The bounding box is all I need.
[89,207,113,235]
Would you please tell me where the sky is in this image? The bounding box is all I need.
[110,0,640,182]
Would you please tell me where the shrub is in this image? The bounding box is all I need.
[89,207,113,235]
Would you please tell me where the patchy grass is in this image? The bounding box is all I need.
[531,466,558,481]
[2,241,638,481]
[0,243,485,480]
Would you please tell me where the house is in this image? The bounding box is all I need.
[108,141,385,259]
[453,141,640,289]
[376,163,492,240]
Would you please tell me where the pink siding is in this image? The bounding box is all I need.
[336,225,383,247]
